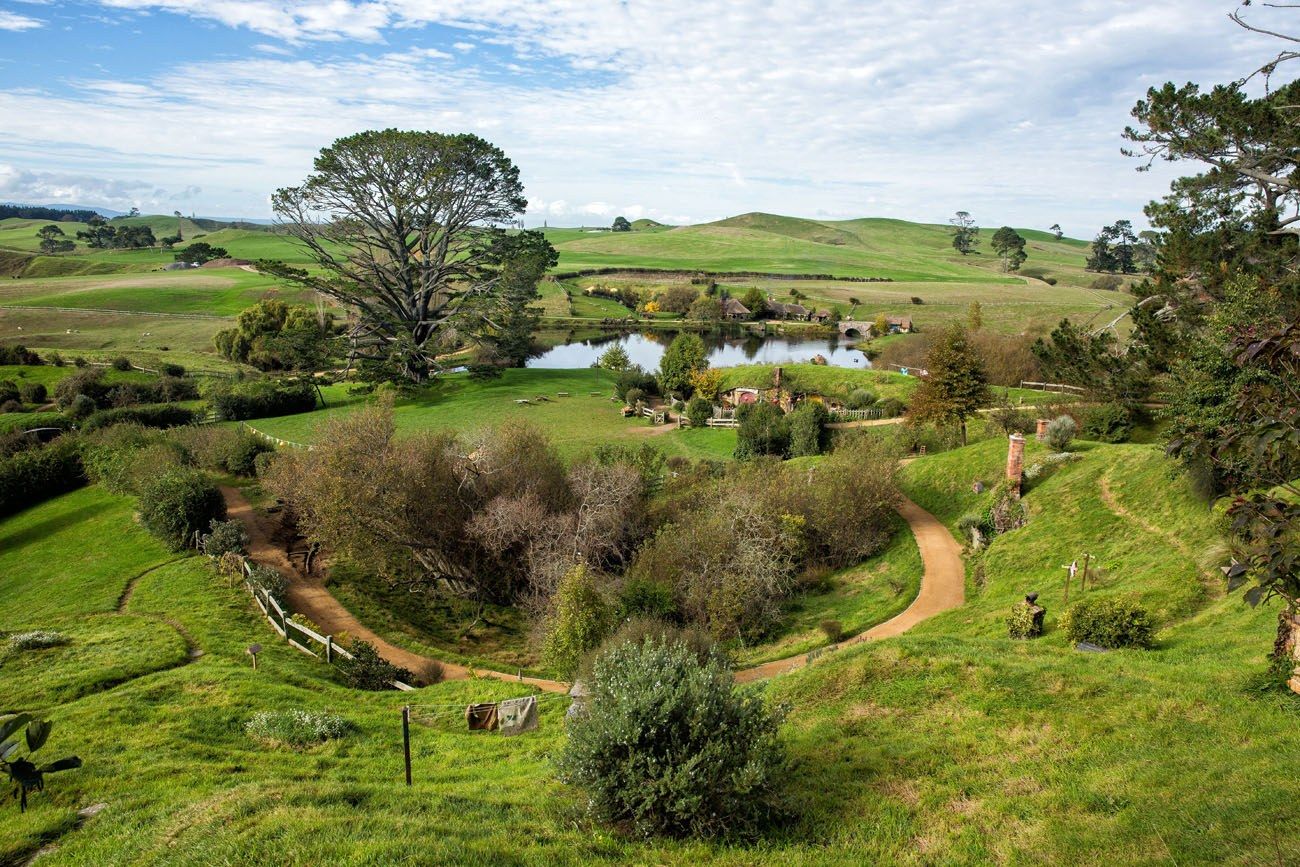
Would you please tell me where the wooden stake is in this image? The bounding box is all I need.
[1081,553,1092,592]
[402,706,412,787]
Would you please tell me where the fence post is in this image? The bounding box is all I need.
[325,634,334,664]
[402,706,412,786]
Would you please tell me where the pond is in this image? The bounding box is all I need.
[527,331,872,370]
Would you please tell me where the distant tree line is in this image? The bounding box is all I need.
[0,204,100,222]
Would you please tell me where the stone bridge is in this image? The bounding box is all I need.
[838,319,874,338]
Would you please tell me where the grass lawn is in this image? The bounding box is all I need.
[248,367,738,461]
[1,438,1297,863]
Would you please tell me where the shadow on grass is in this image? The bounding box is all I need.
[0,499,107,552]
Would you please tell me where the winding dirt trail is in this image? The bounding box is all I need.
[220,486,569,694]
[734,494,966,682]
[221,484,965,692]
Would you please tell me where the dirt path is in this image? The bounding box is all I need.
[1098,473,1220,595]
[734,494,965,683]
[220,486,568,694]
[222,485,964,692]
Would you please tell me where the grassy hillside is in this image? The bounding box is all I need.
[3,440,1294,863]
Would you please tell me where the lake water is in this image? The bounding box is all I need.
[527,331,872,370]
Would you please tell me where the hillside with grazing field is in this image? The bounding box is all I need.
[3,437,1296,864]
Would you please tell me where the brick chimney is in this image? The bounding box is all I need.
[1035,418,1049,439]
[1006,434,1026,494]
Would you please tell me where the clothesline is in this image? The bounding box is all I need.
[403,691,567,712]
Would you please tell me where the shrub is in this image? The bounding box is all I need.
[1044,415,1077,452]
[82,425,187,494]
[18,382,46,404]
[558,637,787,839]
[245,709,351,748]
[137,467,226,549]
[1007,600,1044,639]
[160,362,186,377]
[202,518,249,557]
[0,400,20,414]
[338,640,413,690]
[1090,274,1123,292]
[787,401,829,457]
[0,438,85,518]
[734,401,788,460]
[72,356,88,368]
[613,365,657,401]
[111,356,133,371]
[208,379,317,421]
[624,387,645,408]
[0,381,19,405]
[819,619,844,643]
[1044,277,1058,286]
[910,296,924,305]
[686,396,713,428]
[1060,596,1155,649]
[1081,403,1133,443]
[0,345,42,365]
[80,404,197,433]
[172,425,270,476]
[541,564,610,677]
[844,388,876,410]
[46,351,65,367]
[7,630,68,651]
[617,576,679,621]
[248,564,289,599]
[876,397,906,417]
[415,659,445,686]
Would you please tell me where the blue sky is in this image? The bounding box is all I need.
[0,1,1287,234]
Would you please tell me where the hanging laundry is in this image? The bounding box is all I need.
[465,702,498,731]
[497,695,539,736]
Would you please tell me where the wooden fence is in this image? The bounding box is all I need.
[1019,381,1087,395]
[227,552,413,690]
[830,407,888,422]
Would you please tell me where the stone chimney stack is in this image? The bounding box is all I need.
[1035,418,1049,439]
[1006,434,1026,494]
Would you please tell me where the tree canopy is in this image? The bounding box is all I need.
[266,129,530,383]
[949,211,979,255]
[907,323,989,445]
[990,226,1027,271]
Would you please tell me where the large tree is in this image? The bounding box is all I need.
[907,323,989,445]
[267,130,528,383]
[949,210,979,255]
[990,226,1027,271]
[465,229,557,369]
[1086,220,1138,273]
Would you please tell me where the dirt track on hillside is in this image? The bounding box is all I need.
[223,484,965,692]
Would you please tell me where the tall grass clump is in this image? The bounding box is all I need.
[245,709,351,748]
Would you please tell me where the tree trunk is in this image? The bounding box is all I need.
[1273,605,1300,695]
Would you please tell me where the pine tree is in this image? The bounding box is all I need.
[907,323,990,445]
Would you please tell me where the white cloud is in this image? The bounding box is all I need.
[2,1,1291,231]
[0,163,159,207]
[0,10,44,30]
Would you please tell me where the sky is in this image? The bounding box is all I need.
[0,1,1286,235]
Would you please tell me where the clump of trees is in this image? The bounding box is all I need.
[611,216,632,232]
[76,217,155,249]
[657,333,707,397]
[1085,220,1139,273]
[214,299,337,372]
[175,242,229,265]
[36,224,75,254]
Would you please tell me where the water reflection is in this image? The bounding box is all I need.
[527,331,871,370]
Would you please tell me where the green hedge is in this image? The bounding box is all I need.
[0,438,85,517]
[1060,595,1155,649]
[210,380,317,421]
[80,403,198,432]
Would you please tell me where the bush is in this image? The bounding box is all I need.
[202,518,249,557]
[248,564,288,599]
[734,401,788,459]
[623,387,645,408]
[844,388,876,410]
[0,438,85,518]
[80,403,197,433]
[910,296,924,305]
[46,351,65,367]
[541,564,610,678]
[82,425,187,494]
[415,659,445,686]
[18,382,46,404]
[616,575,679,621]
[1044,415,1077,452]
[876,397,906,417]
[1059,596,1155,649]
[338,639,413,690]
[1090,274,1123,292]
[160,362,186,377]
[245,709,351,748]
[68,394,96,420]
[72,356,88,368]
[171,425,270,476]
[111,356,133,371]
[686,396,713,428]
[0,345,42,365]
[209,379,317,421]
[0,400,20,414]
[7,630,69,651]
[613,365,657,401]
[1007,600,1044,639]
[137,467,226,549]
[558,637,786,839]
[819,619,844,643]
[0,381,19,405]
[787,401,829,457]
[1081,403,1133,443]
